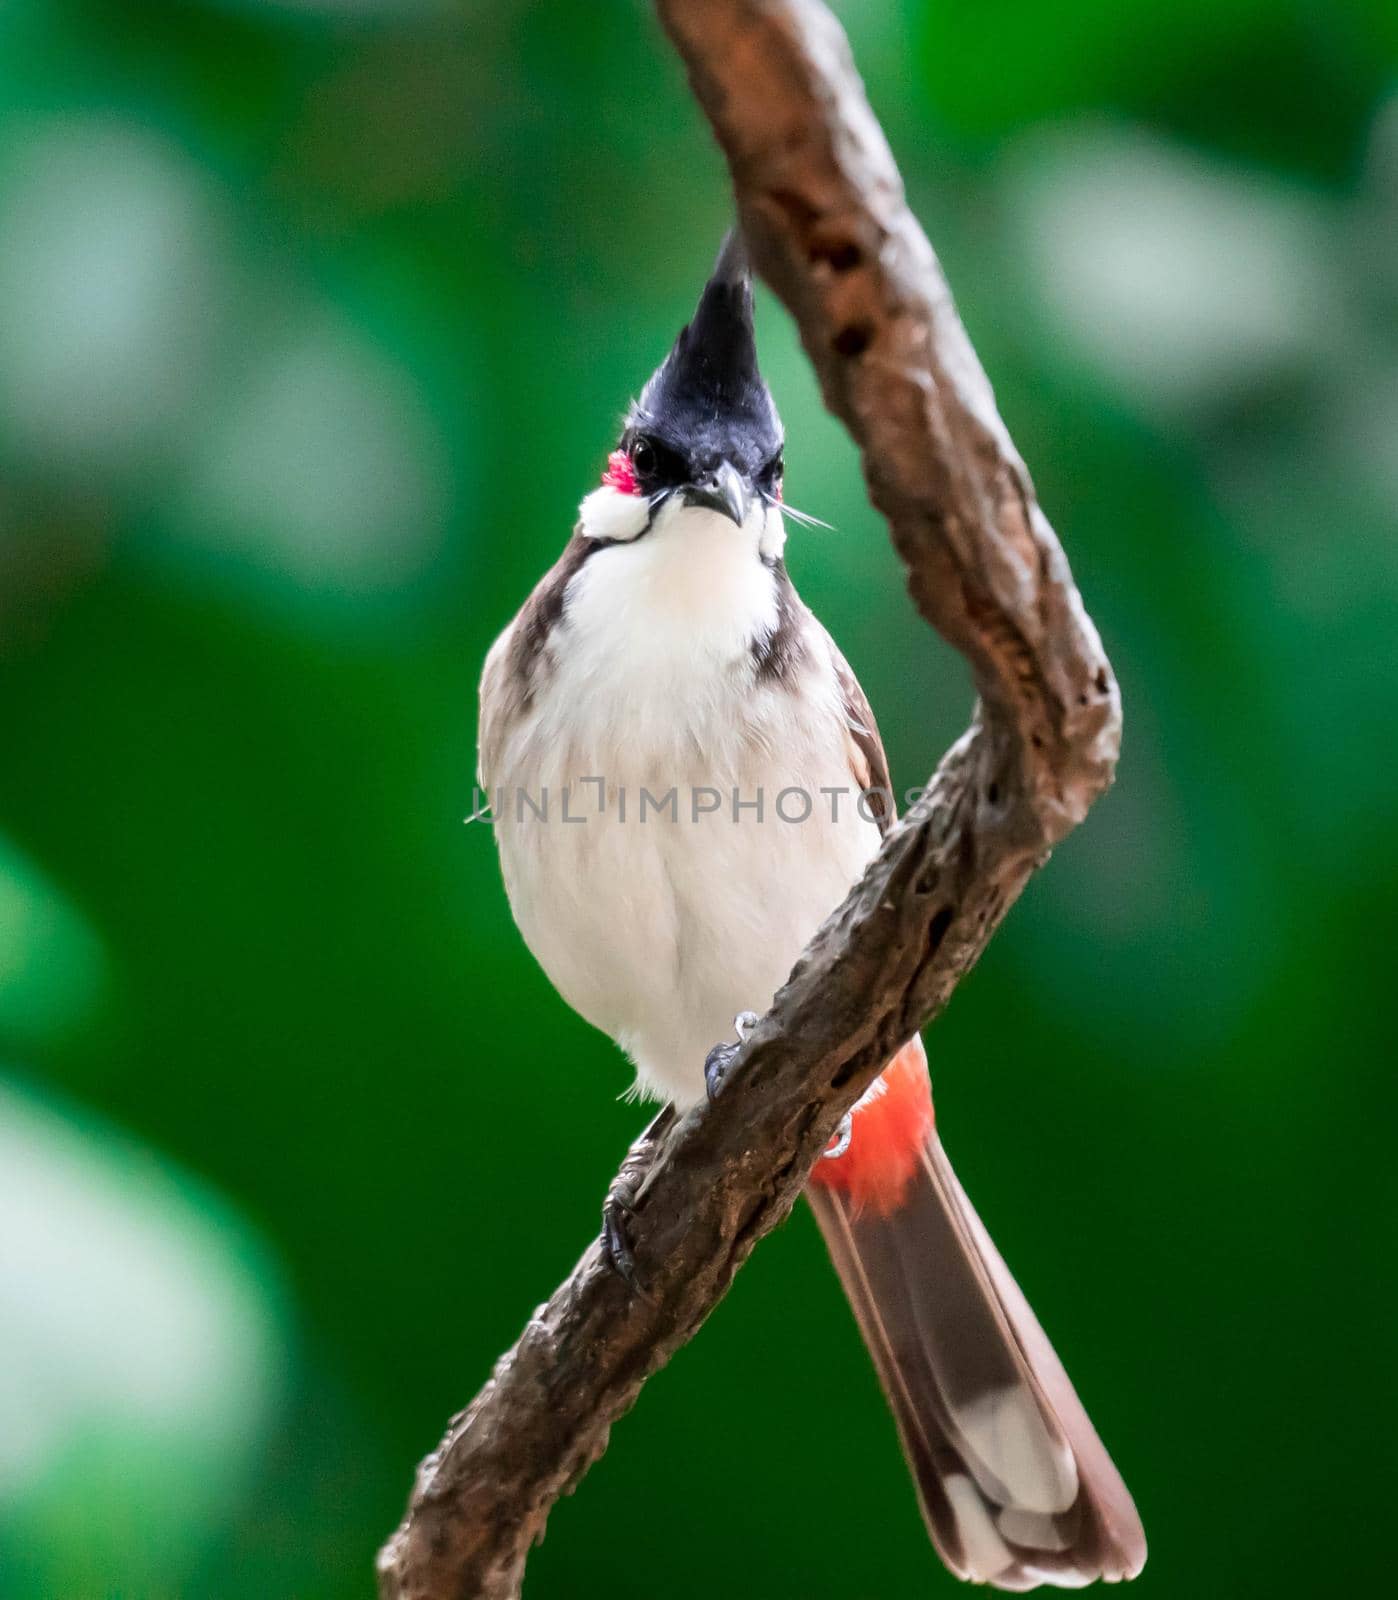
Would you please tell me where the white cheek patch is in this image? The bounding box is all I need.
[758,503,786,561]
[579,485,651,544]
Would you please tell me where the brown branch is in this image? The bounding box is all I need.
[376,3,1121,1596]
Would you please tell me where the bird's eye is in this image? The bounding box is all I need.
[631,437,657,476]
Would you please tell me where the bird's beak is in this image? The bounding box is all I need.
[684,460,751,527]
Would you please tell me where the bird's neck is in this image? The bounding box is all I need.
[566,506,781,673]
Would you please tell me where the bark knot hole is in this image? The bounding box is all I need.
[811,238,862,271]
[927,905,954,956]
[833,323,872,358]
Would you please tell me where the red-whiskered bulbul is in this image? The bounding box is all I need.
[477,234,1146,1589]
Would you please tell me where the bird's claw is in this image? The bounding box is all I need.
[601,1184,652,1300]
[600,1103,676,1301]
[705,1010,759,1101]
[703,1042,740,1102]
[824,1112,853,1160]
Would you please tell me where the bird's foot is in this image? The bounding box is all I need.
[602,1181,648,1298]
[599,1104,675,1299]
[704,1010,759,1102]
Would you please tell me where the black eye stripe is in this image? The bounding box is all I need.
[625,433,687,486]
[622,430,782,488]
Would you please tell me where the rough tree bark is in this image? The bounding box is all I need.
[377,3,1121,1596]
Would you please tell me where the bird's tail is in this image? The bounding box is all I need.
[807,1039,1146,1590]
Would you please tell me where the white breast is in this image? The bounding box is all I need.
[485,497,882,1107]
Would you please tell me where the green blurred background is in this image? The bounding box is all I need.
[2,1,1396,1595]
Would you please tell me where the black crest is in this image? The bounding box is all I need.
[629,232,783,482]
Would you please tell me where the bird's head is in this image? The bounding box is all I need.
[579,232,787,558]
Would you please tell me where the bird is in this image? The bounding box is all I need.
[477,231,1146,1590]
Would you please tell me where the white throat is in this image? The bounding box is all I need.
[565,495,785,695]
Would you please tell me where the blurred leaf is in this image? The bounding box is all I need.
[1001,123,1337,416]
[0,1080,288,1598]
[0,836,105,1051]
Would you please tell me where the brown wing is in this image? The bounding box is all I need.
[831,641,894,835]
[478,529,596,789]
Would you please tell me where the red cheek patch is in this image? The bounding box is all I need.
[602,450,639,496]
